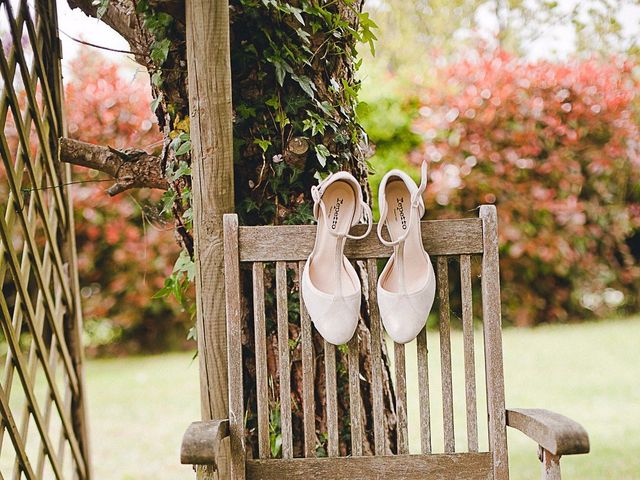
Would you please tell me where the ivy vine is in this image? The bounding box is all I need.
[232,0,377,226]
[99,0,377,340]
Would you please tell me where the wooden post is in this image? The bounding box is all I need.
[186,0,235,478]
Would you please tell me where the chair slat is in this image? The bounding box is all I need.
[394,343,409,454]
[276,262,293,459]
[437,257,455,453]
[224,215,246,479]
[238,219,484,262]
[348,332,363,456]
[252,262,269,458]
[416,327,432,453]
[479,206,509,480]
[366,259,386,455]
[298,261,316,458]
[460,255,479,452]
[324,342,339,457]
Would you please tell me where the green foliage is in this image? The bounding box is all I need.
[135,0,175,72]
[231,0,377,226]
[93,0,110,19]
[154,250,196,323]
[358,77,422,216]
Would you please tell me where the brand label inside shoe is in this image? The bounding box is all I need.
[330,198,344,229]
[394,197,408,230]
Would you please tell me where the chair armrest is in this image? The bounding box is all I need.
[506,408,589,456]
[181,419,230,468]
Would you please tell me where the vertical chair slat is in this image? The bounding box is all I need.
[460,254,479,452]
[276,261,293,459]
[324,341,339,457]
[394,343,409,454]
[348,331,362,456]
[437,256,455,453]
[416,327,432,453]
[252,262,269,458]
[298,261,316,458]
[224,214,246,479]
[366,259,385,455]
[479,205,509,480]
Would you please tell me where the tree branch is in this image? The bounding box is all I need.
[66,0,151,65]
[58,137,168,196]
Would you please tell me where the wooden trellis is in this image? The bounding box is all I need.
[0,0,90,478]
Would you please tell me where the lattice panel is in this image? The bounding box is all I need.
[0,0,90,478]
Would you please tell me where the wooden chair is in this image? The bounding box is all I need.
[181,205,589,479]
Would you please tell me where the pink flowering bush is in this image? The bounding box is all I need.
[64,49,188,353]
[412,49,640,325]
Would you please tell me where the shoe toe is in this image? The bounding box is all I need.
[378,281,435,344]
[313,308,359,345]
[301,266,360,345]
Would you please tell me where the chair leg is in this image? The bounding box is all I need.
[539,446,562,480]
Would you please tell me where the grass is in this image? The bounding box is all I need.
[85,316,640,479]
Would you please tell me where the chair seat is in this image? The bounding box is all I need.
[246,452,493,480]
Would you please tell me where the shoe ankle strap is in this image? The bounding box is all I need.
[377,161,428,247]
[311,177,373,240]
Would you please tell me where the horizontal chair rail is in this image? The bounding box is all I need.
[238,218,484,262]
[246,453,493,480]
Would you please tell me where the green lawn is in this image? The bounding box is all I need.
[85,316,640,479]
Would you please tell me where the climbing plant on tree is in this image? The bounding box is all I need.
[65,0,396,456]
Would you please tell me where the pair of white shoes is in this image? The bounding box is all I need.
[301,162,436,345]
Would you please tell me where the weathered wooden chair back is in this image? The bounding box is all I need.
[222,205,508,480]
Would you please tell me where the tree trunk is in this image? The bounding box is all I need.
[66,0,396,457]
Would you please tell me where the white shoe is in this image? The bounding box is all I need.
[301,172,372,345]
[376,161,436,344]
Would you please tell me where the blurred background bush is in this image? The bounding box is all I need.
[359,0,640,327]
[6,0,637,356]
[62,49,191,355]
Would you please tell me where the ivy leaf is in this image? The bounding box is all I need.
[144,12,173,35]
[291,7,305,25]
[152,277,173,299]
[358,11,378,56]
[150,93,162,113]
[151,70,163,87]
[265,95,280,109]
[275,111,290,130]
[315,144,330,167]
[170,135,183,152]
[292,74,316,99]
[175,140,191,156]
[174,250,196,282]
[186,326,197,341]
[236,103,257,119]
[356,101,371,117]
[168,161,191,182]
[150,38,171,66]
[93,0,110,19]
[183,207,193,229]
[268,58,293,87]
[296,28,311,44]
[341,79,358,101]
[254,138,272,153]
[160,188,176,216]
[274,62,286,86]
[271,434,282,458]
